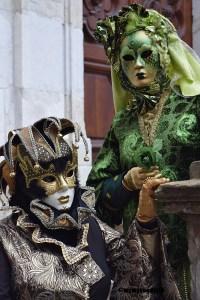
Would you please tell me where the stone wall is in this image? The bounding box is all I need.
[193,0,200,55]
[0,1,15,145]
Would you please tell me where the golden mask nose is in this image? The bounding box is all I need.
[57,174,68,191]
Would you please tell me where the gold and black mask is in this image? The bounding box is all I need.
[0,117,89,195]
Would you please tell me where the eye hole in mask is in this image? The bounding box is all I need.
[141,50,152,59]
[42,175,56,183]
[66,170,74,177]
[123,54,135,61]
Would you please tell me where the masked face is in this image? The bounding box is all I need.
[120,30,160,88]
[38,168,76,211]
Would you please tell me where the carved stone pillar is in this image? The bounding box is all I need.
[156,161,200,300]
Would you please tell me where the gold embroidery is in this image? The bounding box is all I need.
[138,89,170,145]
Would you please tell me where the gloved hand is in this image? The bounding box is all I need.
[136,177,169,223]
[123,166,161,191]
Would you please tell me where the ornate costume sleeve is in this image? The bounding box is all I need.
[0,245,12,300]
[96,216,181,300]
[87,121,139,226]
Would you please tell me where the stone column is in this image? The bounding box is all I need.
[193,0,200,56]
[156,161,200,300]
[0,1,16,145]
[13,0,66,124]
[0,0,91,184]
[64,0,92,184]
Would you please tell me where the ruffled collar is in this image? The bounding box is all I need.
[14,208,104,286]
[16,208,91,262]
[29,186,95,230]
[0,187,104,287]
[30,199,94,230]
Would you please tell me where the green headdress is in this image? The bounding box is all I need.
[95,4,200,112]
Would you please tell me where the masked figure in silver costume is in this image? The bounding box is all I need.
[0,117,180,300]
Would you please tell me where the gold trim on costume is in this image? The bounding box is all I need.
[138,89,170,145]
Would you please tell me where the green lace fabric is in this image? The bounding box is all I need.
[87,91,200,299]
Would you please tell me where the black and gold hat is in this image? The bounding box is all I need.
[0,117,89,192]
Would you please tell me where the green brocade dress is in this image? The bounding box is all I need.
[87,91,200,299]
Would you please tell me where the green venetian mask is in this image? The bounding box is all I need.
[120,30,160,88]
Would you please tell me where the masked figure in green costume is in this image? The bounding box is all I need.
[87,4,200,299]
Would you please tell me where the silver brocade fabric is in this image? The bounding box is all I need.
[0,203,180,299]
[0,216,102,299]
